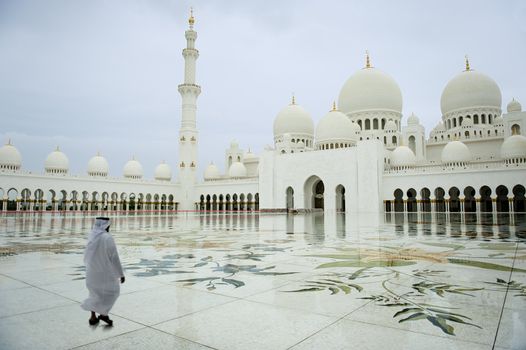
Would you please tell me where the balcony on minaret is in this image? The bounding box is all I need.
[182,48,199,58]
[178,83,201,95]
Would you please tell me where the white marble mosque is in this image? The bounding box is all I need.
[0,10,525,216]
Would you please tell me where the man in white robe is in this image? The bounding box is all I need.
[81,217,124,326]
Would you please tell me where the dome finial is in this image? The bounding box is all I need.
[291,93,296,105]
[332,101,337,111]
[55,145,60,151]
[365,50,372,69]
[188,7,195,28]
[7,138,11,145]
[464,55,470,71]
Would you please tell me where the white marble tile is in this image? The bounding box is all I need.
[290,318,491,350]
[74,327,214,350]
[111,285,236,325]
[0,303,144,350]
[2,265,82,286]
[0,286,74,318]
[154,299,336,350]
[0,274,30,290]
[345,296,501,346]
[494,307,526,350]
[247,282,371,317]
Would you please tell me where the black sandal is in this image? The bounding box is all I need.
[98,315,113,326]
[89,317,99,325]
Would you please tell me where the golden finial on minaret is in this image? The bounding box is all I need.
[291,93,296,105]
[464,55,470,71]
[188,7,195,28]
[365,50,372,69]
[332,101,337,111]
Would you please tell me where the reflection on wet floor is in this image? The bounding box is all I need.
[0,211,525,349]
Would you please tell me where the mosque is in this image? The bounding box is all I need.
[1,11,525,215]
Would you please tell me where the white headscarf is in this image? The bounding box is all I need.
[84,218,111,263]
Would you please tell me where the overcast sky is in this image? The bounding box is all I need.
[1,0,525,179]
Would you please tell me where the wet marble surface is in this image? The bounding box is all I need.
[0,211,525,349]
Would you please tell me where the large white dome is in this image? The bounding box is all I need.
[45,147,69,173]
[228,161,247,178]
[87,153,109,176]
[441,141,472,164]
[123,157,143,179]
[390,146,416,168]
[440,68,501,115]
[273,101,314,137]
[204,163,220,180]
[338,67,403,115]
[0,141,22,170]
[316,109,357,144]
[501,135,526,160]
[154,161,172,181]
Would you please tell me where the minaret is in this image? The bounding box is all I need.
[178,8,201,210]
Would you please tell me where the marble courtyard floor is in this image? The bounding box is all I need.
[0,212,525,350]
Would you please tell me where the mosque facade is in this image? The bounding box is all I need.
[1,13,526,215]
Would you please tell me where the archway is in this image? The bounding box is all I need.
[496,185,509,212]
[464,187,476,212]
[480,186,492,212]
[335,185,345,212]
[304,176,324,210]
[448,187,460,212]
[513,185,525,212]
[286,187,294,210]
[434,187,445,212]
[420,188,431,212]
[394,189,404,212]
[407,188,417,212]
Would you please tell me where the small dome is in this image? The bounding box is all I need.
[154,161,172,181]
[440,68,501,115]
[385,120,397,132]
[230,140,239,149]
[243,150,258,161]
[407,113,420,125]
[338,67,403,115]
[501,135,526,160]
[123,157,143,179]
[273,101,314,138]
[433,122,446,133]
[441,141,472,164]
[45,147,69,173]
[228,161,247,178]
[87,153,109,176]
[462,117,473,127]
[316,109,356,144]
[0,140,22,170]
[507,98,522,113]
[204,163,220,180]
[390,146,416,168]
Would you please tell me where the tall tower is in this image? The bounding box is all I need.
[178,8,201,210]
